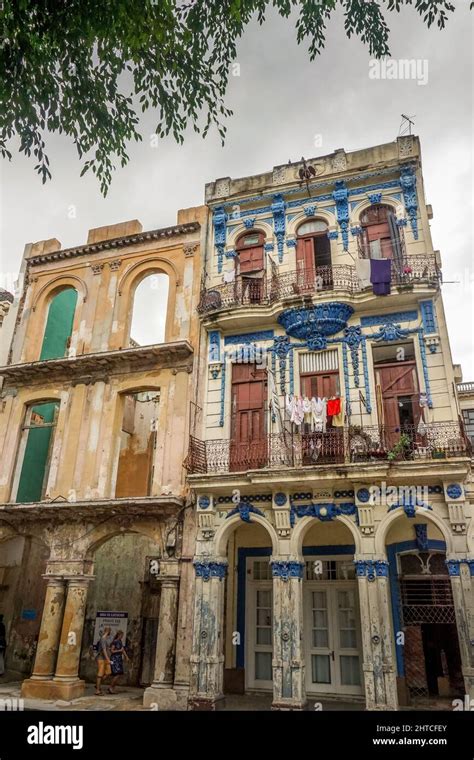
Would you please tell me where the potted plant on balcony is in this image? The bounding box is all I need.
[387,433,412,461]
[431,447,446,460]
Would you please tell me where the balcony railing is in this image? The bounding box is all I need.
[197,254,441,314]
[457,382,474,394]
[186,422,470,474]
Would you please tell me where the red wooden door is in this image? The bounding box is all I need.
[375,361,420,448]
[230,364,267,471]
[296,237,316,292]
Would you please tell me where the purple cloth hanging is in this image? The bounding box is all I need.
[370,258,391,295]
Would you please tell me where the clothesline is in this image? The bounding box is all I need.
[285,393,345,431]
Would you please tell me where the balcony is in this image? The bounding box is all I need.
[185,422,470,474]
[197,254,441,315]
[457,382,474,394]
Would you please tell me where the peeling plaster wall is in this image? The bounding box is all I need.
[80,532,161,686]
[0,536,49,677]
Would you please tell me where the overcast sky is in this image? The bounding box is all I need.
[0,3,472,373]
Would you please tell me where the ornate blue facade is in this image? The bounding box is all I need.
[279,303,354,339]
[271,560,304,581]
[355,560,389,580]
[272,193,286,263]
[333,180,349,250]
[400,165,419,240]
[194,560,228,581]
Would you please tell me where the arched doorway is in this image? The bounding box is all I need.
[235,230,265,304]
[223,520,274,695]
[80,532,162,688]
[300,520,363,700]
[359,204,401,261]
[386,516,464,707]
[296,219,332,292]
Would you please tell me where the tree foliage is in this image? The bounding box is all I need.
[0,0,460,194]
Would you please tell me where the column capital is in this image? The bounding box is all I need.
[355,559,389,580]
[193,558,228,581]
[270,558,304,581]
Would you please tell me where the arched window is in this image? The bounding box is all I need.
[359,204,400,260]
[40,287,78,360]
[235,231,265,304]
[13,401,60,502]
[296,219,332,291]
[129,273,169,346]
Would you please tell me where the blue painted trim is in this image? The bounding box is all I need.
[400,166,419,240]
[361,337,372,413]
[420,300,437,334]
[210,167,402,211]
[220,354,226,427]
[360,311,418,327]
[386,539,445,676]
[236,545,355,669]
[417,329,433,408]
[342,342,351,416]
[224,331,274,345]
[209,330,221,363]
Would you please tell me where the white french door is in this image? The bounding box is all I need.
[305,578,363,696]
[246,558,273,690]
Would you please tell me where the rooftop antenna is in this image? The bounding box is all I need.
[298,156,316,197]
[399,114,415,136]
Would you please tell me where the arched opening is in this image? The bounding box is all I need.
[80,532,162,688]
[12,400,60,503]
[129,273,169,346]
[40,287,78,360]
[221,518,275,702]
[296,219,332,292]
[300,520,363,699]
[0,535,49,680]
[114,389,160,498]
[235,231,265,304]
[385,515,464,707]
[359,204,401,261]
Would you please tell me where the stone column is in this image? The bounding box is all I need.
[143,560,181,709]
[21,577,66,698]
[447,558,474,700]
[188,558,227,710]
[271,558,306,710]
[356,559,398,710]
[50,577,91,700]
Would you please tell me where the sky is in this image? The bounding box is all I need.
[0,3,473,372]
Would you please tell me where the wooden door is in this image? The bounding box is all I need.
[230,364,267,471]
[375,361,420,448]
[296,237,316,292]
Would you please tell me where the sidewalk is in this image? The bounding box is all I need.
[0,680,146,711]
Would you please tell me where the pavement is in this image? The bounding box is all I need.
[1,679,451,711]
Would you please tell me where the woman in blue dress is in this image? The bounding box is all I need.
[108,630,129,694]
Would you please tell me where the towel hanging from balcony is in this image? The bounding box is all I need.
[370,258,391,295]
[355,258,371,289]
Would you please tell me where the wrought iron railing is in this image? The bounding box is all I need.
[186,421,469,474]
[197,254,441,314]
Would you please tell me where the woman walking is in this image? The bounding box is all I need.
[108,630,129,694]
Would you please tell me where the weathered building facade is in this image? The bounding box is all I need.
[0,209,206,708]
[186,136,473,710]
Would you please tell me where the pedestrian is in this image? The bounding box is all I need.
[95,625,112,695]
[108,630,129,694]
[0,615,6,676]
